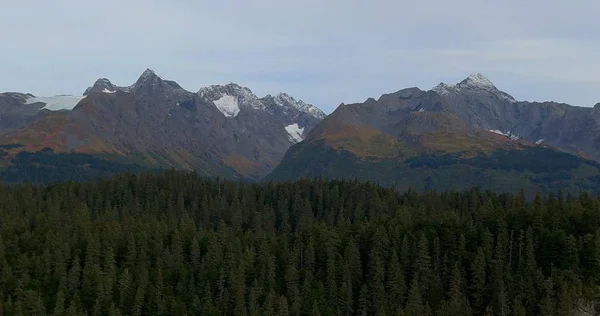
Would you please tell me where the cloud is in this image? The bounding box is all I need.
[1,0,599,111]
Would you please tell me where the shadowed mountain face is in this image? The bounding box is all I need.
[0,69,325,182]
[268,74,600,194]
[0,93,45,133]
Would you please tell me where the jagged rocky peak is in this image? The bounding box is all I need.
[84,78,118,95]
[267,92,326,119]
[432,73,517,103]
[274,92,296,102]
[133,68,163,88]
[198,83,264,118]
[130,68,191,102]
[273,92,306,108]
[431,82,452,95]
[458,73,496,89]
[140,68,158,78]
[198,83,259,102]
[433,73,495,93]
[198,84,326,120]
[94,78,113,86]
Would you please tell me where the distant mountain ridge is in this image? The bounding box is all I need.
[427,74,600,161]
[4,70,600,191]
[268,73,600,194]
[0,69,325,182]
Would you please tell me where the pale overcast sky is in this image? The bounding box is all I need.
[1,0,599,112]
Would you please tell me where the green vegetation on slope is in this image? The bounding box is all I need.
[0,144,243,184]
[267,141,600,195]
[0,148,152,183]
[0,172,600,315]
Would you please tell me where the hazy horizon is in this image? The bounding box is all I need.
[2,0,599,112]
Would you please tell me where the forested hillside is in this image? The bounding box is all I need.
[1,172,600,315]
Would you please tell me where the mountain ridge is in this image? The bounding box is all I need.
[3,71,600,189]
[0,69,326,182]
[267,73,600,194]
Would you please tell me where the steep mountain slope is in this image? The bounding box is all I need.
[0,93,48,134]
[0,69,325,182]
[268,74,600,194]
[433,73,600,159]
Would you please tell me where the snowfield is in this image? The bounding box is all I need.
[213,94,240,117]
[285,123,304,143]
[26,95,86,111]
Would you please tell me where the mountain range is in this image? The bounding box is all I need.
[0,69,325,182]
[2,70,600,193]
[268,74,600,194]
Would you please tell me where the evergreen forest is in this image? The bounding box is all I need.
[1,171,600,315]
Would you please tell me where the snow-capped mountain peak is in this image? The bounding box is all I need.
[271,92,302,109]
[275,92,295,102]
[459,73,495,89]
[198,83,265,117]
[199,83,257,100]
[431,83,453,96]
[270,92,326,119]
[197,84,326,120]
[431,73,517,103]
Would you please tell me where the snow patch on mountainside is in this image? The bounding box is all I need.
[26,95,86,111]
[199,83,266,114]
[490,129,520,140]
[213,94,240,117]
[102,88,116,94]
[285,123,304,143]
[490,129,508,136]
